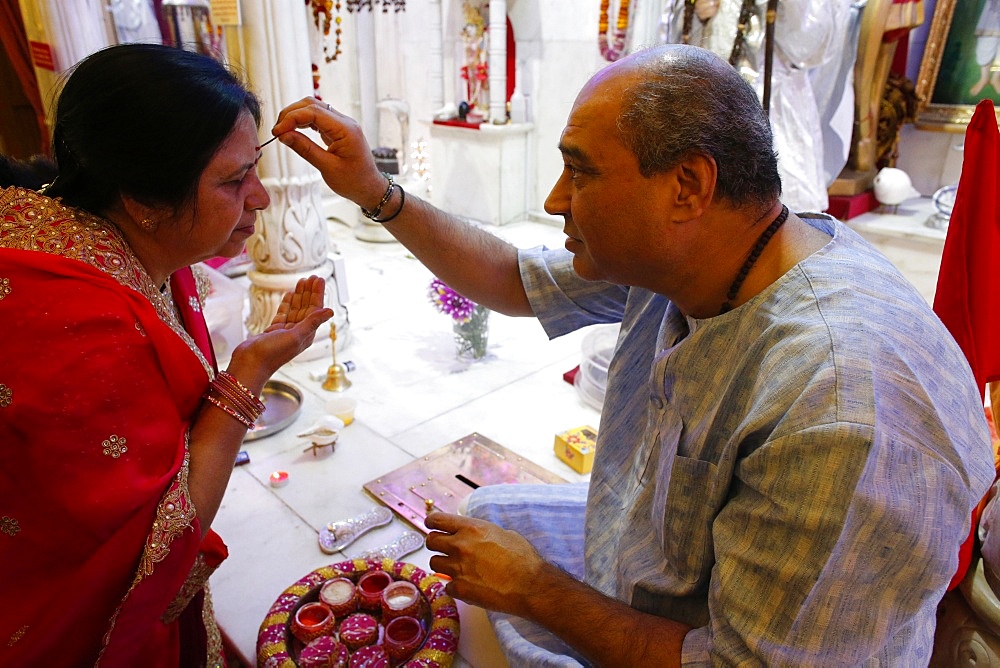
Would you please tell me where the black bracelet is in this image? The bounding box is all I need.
[361,173,394,220]
[373,185,405,223]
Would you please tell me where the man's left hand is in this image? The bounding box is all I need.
[424,511,546,616]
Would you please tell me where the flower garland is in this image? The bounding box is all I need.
[346,0,406,12]
[728,0,758,68]
[681,0,697,45]
[307,0,408,82]
[307,0,343,63]
[598,0,631,62]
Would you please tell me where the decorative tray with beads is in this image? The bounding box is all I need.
[257,558,460,667]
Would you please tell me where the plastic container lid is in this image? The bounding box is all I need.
[574,324,619,411]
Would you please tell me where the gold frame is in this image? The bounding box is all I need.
[915,0,1000,131]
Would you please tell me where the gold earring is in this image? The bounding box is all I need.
[139,218,156,231]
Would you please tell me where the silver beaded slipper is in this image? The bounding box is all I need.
[318,505,393,555]
[355,531,425,562]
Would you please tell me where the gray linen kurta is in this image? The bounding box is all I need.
[469,214,995,665]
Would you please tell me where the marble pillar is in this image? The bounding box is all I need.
[487,0,507,123]
[428,0,445,113]
[238,0,350,353]
[356,10,379,146]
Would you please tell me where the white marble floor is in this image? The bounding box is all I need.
[207,213,603,666]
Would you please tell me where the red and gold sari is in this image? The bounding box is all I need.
[0,186,228,667]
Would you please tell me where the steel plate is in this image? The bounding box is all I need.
[243,379,303,441]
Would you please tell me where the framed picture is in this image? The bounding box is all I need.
[915,0,1000,131]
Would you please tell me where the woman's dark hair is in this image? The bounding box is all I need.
[0,154,58,190]
[45,43,261,215]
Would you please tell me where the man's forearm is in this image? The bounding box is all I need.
[378,188,534,317]
[524,560,691,667]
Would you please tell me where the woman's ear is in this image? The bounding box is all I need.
[672,152,717,221]
[119,194,162,232]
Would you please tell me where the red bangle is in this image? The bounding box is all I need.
[209,383,262,423]
[215,371,264,412]
[203,394,255,429]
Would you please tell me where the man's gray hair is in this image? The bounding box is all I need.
[617,45,782,208]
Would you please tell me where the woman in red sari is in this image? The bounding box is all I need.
[0,44,333,666]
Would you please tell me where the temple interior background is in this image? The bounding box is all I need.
[3,0,998,665]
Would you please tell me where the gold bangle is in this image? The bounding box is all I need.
[215,371,264,413]
[209,384,262,423]
[212,378,263,417]
[203,394,255,429]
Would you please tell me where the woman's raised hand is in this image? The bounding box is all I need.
[229,275,334,384]
[266,275,331,333]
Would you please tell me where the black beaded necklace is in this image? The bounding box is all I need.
[719,204,789,315]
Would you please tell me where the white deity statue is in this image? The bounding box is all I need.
[461,1,489,116]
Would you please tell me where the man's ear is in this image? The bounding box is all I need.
[672,152,717,221]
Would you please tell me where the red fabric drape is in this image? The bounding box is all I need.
[506,17,515,102]
[932,99,1000,590]
[0,0,50,155]
[933,100,1000,401]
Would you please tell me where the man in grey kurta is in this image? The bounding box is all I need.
[465,212,994,664]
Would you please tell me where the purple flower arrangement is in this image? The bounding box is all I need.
[428,277,476,323]
[428,277,490,359]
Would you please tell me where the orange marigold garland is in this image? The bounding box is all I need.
[307,0,343,63]
[598,0,631,62]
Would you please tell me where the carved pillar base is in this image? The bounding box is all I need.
[930,563,1000,667]
[246,175,350,360]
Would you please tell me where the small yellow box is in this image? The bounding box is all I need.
[554,426,598,474]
